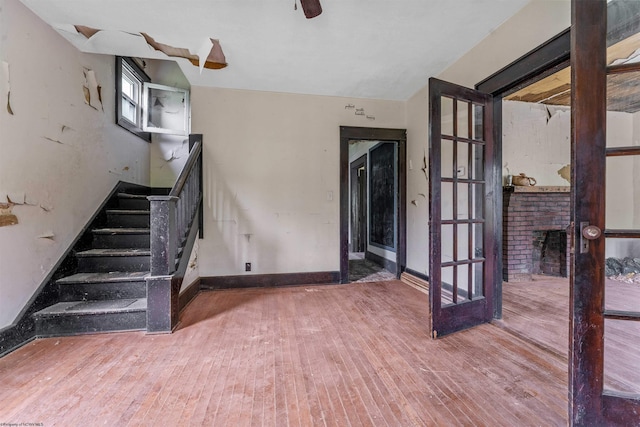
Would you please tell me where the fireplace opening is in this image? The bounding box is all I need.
[532,230,567,277]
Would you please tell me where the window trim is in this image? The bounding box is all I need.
[116,56,151,142]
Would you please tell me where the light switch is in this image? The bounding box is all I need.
[327,191,333,201]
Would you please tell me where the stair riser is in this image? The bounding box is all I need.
[118,198,150,210]
[107,214,150,228]
[93,234,150,249]
[78,256,150,273]
[34,311,146,337]
[59,281,146,301]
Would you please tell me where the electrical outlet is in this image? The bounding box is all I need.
[245,262,251,272]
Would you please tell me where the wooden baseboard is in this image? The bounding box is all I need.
[179,279,200,312]
[365,250,397,274]
[401,269,430,295]
[200,271,341,290]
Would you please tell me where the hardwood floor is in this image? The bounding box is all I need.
[499,275,640,394]
[0,281,568,426]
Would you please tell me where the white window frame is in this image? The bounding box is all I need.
[116,57,151,141]
[142,83,190,136]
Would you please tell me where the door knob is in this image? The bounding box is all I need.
[582,225,602,240]
[580,222,601,253]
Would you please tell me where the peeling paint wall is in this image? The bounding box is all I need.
[0,0,150,329]
[502,100,571,186]
[145,59,192,188]
[404,0,571,275]
[191,87,405,277]
[181,240,198,293]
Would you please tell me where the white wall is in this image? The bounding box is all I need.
[502,101,572,186]
[404,0,571,275]
[192,87,405,277]
[0,0,150,329]
[605,110,640,258]
[145,59,192,189]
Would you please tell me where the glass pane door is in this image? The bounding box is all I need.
[429,78,494,338]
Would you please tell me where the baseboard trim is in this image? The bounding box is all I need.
[365,251,397,275]
[179,279,201,312]
[201,271,341,290]
[404,268,429,283]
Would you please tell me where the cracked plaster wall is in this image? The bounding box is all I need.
[0,0,150,329]
[502,100,572,186]
[145,59,192,189]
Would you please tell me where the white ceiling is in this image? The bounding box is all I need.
[20,0,530,101]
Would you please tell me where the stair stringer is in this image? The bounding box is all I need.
[0,182,151,357]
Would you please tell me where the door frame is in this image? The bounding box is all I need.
[339,126,407,284]
[475,28,571,318]
[350,154,367,253]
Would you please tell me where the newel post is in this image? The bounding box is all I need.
[146,196,180,333]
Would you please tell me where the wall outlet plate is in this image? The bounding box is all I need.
[245,262,251,271]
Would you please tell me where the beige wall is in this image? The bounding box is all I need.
[0,0,151,329]
[191,87,405,276]
[502,101,572,186]
[146,59,192,189]
[404,0,571,275]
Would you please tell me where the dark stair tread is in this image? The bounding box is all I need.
[117,193,150,199]
[106,209,150,215]
[34,298,147,316]
[57,271,149,284]
[76,248,151,257]
[92,228,150,235]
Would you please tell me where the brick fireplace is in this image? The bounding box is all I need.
[502,186,571,282]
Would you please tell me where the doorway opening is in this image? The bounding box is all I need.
[348,143,398,283]
[339,127,407,284]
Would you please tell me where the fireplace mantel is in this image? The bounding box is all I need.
[504,185,570,193]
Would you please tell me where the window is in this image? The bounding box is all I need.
[116,56,191,139]
[116,57,151,141]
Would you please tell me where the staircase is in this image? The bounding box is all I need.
[33,192,152,337]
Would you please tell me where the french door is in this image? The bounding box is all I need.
[428,78,495,338]
[571,1,640,425]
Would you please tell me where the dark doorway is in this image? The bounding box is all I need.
[350,154,367,253]
[339,127,407,284]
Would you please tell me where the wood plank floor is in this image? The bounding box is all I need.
[499,275,640,394]
[0,281,568,426]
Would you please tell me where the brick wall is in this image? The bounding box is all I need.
[503,187,571,282]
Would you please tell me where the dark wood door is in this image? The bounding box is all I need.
[570,1,640,425]
[428,78,495,338]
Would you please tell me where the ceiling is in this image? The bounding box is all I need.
[19,0,531,101]
[506,24,640,112]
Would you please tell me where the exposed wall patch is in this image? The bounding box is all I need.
[74,25,100,39]
[82,68,103,111]
[141,33,227,70]
[3,61,13,115]
[557,164,571,183]
[0,202,18,227]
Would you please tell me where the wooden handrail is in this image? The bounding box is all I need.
[170,138,202,198]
